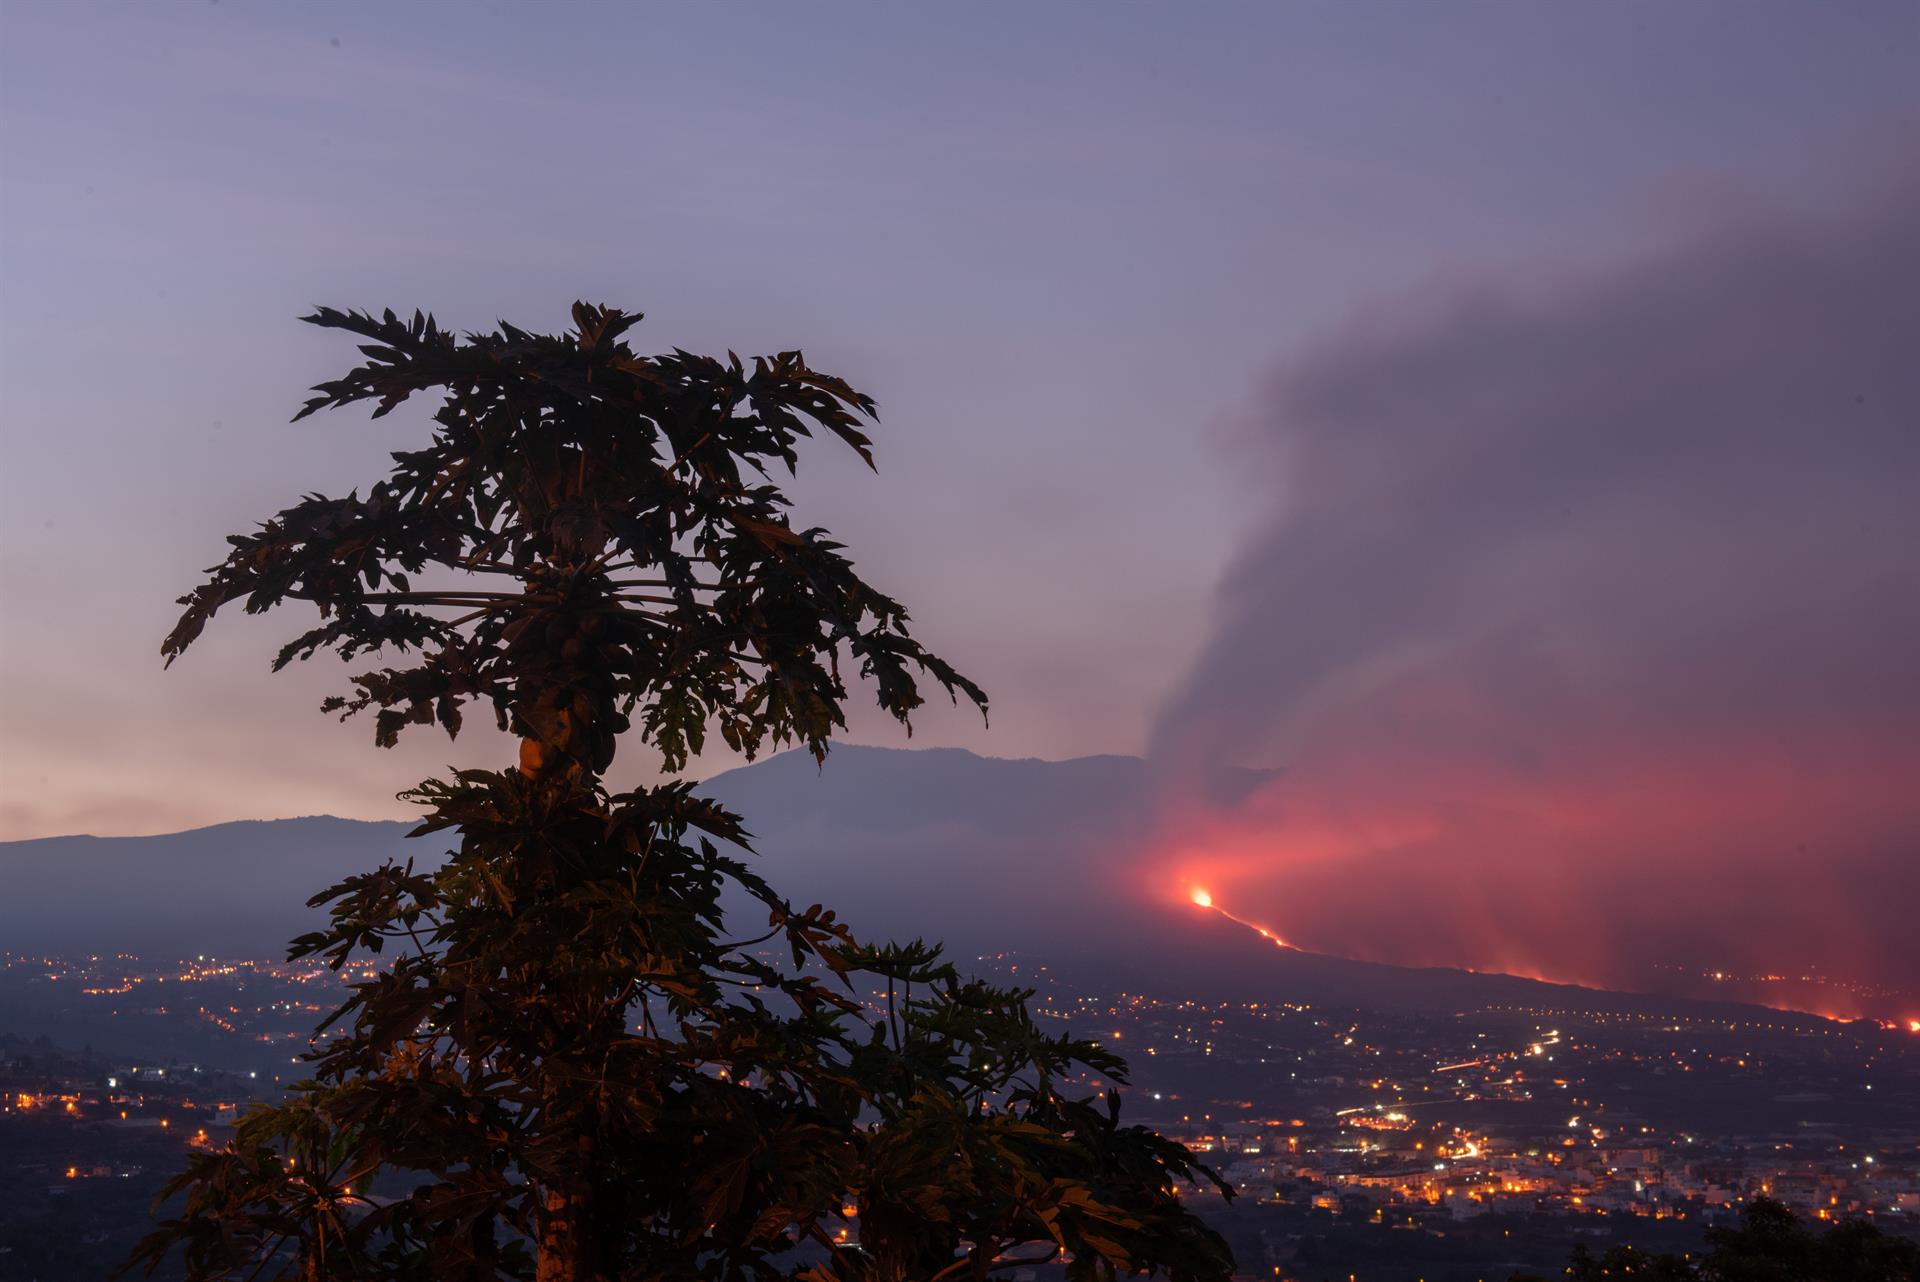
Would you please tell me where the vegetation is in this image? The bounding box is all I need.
[134,304,1234,1282]
[1515,1199,1920,1282]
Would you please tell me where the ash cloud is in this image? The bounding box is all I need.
[1149,168,1920,1010]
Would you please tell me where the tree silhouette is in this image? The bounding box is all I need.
[133,305,1234,1282]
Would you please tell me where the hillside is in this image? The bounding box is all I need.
[0,747,1824,1025]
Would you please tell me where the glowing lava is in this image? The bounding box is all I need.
[1185,885,1292,950]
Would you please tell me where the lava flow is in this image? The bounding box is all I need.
[1187,886,1293,950]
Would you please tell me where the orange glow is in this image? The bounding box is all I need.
[1908,1019,1920,1034]
[1182,882,1293,949]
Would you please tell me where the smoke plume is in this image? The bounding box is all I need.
[1148,168,1920,1014]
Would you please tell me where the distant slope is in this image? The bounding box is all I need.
[0,747,1822,1024]
[0,816,415,957]
[698,747,1810,1020]
[701,745,1264,952]
[0,746,1236,961]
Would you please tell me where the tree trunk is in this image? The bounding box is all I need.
[536,1183,584,1282]
[525,685,599,1281]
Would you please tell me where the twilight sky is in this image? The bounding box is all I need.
[2,2,1917,863]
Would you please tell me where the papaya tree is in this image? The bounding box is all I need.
[132,304,1234,1282]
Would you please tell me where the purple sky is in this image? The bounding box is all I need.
[2,3,1917,841]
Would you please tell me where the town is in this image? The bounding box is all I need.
[3,949,1915,1280]
[1007,954,1920,1278]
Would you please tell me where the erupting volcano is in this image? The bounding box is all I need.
[1140,170,1920,1022]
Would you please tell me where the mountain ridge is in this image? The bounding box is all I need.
[0,746,1846,1026]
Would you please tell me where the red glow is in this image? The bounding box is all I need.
[1138,695,1920,1020]
[1182,882,1292,950]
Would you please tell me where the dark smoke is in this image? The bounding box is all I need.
[1148,165,1920,1013]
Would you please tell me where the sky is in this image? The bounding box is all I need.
[2,0,1917,1009]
